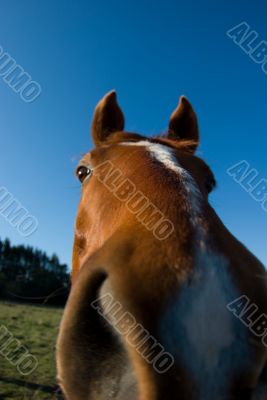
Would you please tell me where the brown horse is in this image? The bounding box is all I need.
[57,91,267,400]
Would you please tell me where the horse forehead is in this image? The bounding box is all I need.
[118,140,184,173]
[118,140,202,203]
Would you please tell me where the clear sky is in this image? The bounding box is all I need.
[0,0,266,268]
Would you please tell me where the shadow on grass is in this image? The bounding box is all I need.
[0,376,64,399]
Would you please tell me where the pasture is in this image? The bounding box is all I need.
[0,302,63,399]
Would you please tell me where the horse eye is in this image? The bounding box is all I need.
[76,166,92,183]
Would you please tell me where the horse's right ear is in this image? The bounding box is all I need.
[91,91,125,146]
[168,96,199,152]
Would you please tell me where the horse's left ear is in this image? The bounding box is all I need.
[168,96,199,152]
[91,91,125,146]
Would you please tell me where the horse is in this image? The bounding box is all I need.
[57,91,267,400]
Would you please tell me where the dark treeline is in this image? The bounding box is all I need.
[0,238,70,306]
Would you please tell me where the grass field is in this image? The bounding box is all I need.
[0,302,63,399]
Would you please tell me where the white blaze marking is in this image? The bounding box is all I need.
[182,252,236,374]
[122,140,248,397]
[120,140,203,239]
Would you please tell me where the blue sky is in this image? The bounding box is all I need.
[0,0,266,268]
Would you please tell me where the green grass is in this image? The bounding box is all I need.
[0,302,63,399]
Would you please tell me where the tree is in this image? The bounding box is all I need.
[0,238,70,306]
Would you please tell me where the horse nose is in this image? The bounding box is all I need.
[56,266,108,399]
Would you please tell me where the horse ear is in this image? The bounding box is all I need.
[91,91,125,146]
[168,96,199,152]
